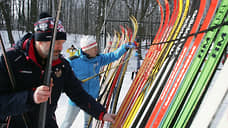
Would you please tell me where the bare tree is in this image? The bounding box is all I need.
[0,0,160,48]
[18,0,26,31]
[30,0,38,32]
[84,0,89,34]
[0,1,14,45]
[95,0,104,50]
[95,0,118,50]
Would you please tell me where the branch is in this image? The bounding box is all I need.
[123,0,132,11]
[145,7,155,18]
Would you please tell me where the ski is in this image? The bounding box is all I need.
[107,25,129,114]
[98,31,121,105]
[99,32,113,84]
[162,1,228,127]
[150,0,220,127]
[111,26,130,114]
[112,10,162,128]
[122,0,171,127]
[144,0,207,126]
[191,56,228,127]
[113,0,168,127]
[173,12,228,128]
[131,0,189,126]
[108,16,139,128]
[133,0,191,126]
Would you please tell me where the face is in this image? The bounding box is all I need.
[35,40,65,60]
[83,46,98,58]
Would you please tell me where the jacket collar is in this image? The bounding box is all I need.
[18,33,63,68]
[79,49,98,62]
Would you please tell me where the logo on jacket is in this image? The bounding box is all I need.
[54,68,62,78]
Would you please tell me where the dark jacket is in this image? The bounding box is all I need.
[0,33,106,128]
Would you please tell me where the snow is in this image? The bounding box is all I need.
[55,72,133,128]
[55,93,84,127]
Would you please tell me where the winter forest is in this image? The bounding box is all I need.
[0,0,166,57]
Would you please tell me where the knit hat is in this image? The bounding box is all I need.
[80,36,97,51]
[34,13,66,41]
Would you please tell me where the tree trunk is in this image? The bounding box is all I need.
[95,0,105,51]
[0,2,14,46]
[84,0,89,34]
[30,0,38,32]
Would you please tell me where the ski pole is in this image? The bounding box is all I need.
[38,0,62,128]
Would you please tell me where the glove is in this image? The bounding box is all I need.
[125,42,136,50]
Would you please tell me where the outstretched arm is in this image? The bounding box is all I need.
[99,43,136,66]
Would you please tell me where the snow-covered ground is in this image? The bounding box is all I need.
[55,93,83,127]
[55,72,133,128]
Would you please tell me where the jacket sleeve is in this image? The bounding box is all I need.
[0,91,35,117]
[99,44,128,66]
[0,54,36,117]
[63,62,106,120]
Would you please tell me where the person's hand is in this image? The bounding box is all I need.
[103,113,116,124]
[33,85,51,104]
[33,79,54,104]
[125,42,136,50]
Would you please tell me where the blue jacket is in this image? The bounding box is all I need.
[0,33,106,128]
[68,45,127,106]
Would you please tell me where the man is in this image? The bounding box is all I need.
[0,13,115,128]
[61,36,135,128]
